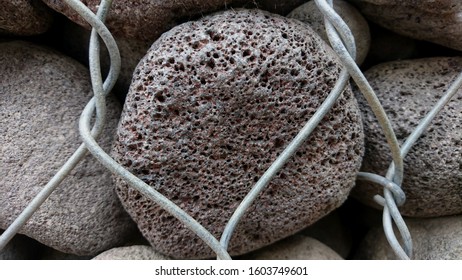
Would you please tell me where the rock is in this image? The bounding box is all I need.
[92,245,171,260]
[300,211,352,258]
[288,0,370,65]
[348,0,462,51]
[244,235,343,260]
[51,18,151,99]
[0,41,136,256]
[0,0,53,36]
[42,0,251,42]
[356,216,462,260]
[352,57,462,217]
[113,9,364,259]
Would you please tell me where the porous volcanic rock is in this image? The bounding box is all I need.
[352,57,462,217]
[42,0,251,42]
[0,41,136,256]
[113,9,364,259]
[0,0,53,36]
[244,235,343,260]
[348,0,462,51]
[288,0,370,65]
[92,245,171,260]
[356,216,462,260]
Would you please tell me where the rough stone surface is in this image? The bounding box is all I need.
[52,19,151,99]
[0,41,136,256]
[42,0,250,42]
[0,0,53,36]
[244,235,343,260]
[352,57,462,217]
[348,0,462,51]
[92,245,171,260]
[113,9,364,259]
[288,0,370,65]
[356,216,462,260]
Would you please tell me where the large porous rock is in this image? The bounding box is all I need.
[348,0,462,51]
[113,9,364,259]
[42,0,251,42]
[356,216,462,260]
[92,245,171,260]
[0,41,136,256]
[352,57,462,217]
[243,235,343,260]
[288,0,370,65]
[0,0,53,36]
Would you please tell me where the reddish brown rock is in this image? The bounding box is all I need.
[0,0,53,36]
[42,0,251,42]
[349,0,462,51]
[353,57,462,217]
[113,9,364,259]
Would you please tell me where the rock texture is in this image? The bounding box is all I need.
[113,9,364,259]
[348,0,462,51]
[92,245,171,260]
[0,41,136,256]
[288,0,370,65]
[357,216,462,260]
[352,57,462,217]
[0,0,53,36]
[42,0,251,42]
[244,235,343,260]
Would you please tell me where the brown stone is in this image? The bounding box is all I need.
[349,0,462,51]
[352,57,462,217]
[0,0,53,36]
[113,9,364,259]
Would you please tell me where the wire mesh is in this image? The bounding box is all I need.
[1,0,461,260]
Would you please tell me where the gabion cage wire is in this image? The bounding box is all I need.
[1,0,461,260]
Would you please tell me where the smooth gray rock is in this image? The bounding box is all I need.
[113,9,364,259]
[245,235,343,260]
[0,0,53,36]
[92,245,171,260]
[352,57,462,217]
[0,41,136,256]
[288,0,371,65]
[349,0,462,51]
[357,216,462,260]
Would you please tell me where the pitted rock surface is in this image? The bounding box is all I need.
[113,9,364,259]
[42,0,250,42]
[0,0,53,36]
[348,0,462,51]
[357,216,462,260]
[0,41,136,256]
[352,57,462,217]
[288,0,370,65]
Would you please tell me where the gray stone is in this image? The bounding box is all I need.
[255,0,308,15]
[349,0,462,51]
[352,57,462,217]
[92,245,171,260]
[113,9,364,259]
[245,235,343,260]
[42,0,251,42]
[288,0,370,65]
[356,216,462,260]
[0,0,53,36]
[300,211,352,258]
[0,41,136,256]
